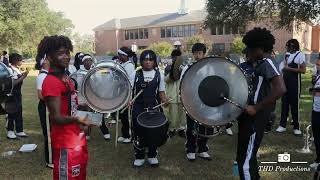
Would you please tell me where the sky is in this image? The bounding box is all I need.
[46,0,206,35]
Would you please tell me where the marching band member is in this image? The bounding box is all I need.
[130,50,169,167]
[40,35,93,179]
[76,54,111,140]
[35,50,52,168]
[237,28,286,180]
[6,53,29,139]
[276,39,306,135]
[117,47,135,143]
[180,43,212,161]
[310,57,320,170]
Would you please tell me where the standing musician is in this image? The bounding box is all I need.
[75,54,111,141]
[180,43,212,161]
[237,28,286,180]
[130,50,169,167]
[40,35,93,180]
[35,49,52,168]
[276,39,306,135]
[117,47,136,143]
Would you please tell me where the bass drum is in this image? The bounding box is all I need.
[136,111,169,147]
[0,62,13,100]
[180,56,249,127]
[81,60,131,113]
[70,70,87,105]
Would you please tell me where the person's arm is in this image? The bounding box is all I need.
[45,96,91,125]
[158,91,169,106]
[37,90,44,100]
[13,71,28,86]
[283,63,306,73]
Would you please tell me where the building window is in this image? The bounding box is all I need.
[125,30,129,40]
[144,29,148,39]
[217,25,223,35]
[160,24,198,38]
[166,27,172,37]
[172,26,178,37]
[224,24,231,35]
[213,43,225,53]
[139,29,144,39]
[184,25,190,37]
[178,26,184,37]
[190,25,197,36]
[161,27,166,38]
[210,26,217,35]
[125,28,149,40]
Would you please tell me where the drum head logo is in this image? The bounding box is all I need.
[72,164,81,177]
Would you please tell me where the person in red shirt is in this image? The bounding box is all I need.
[39,35,93,180]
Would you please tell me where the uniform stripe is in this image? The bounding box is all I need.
[265,58,280,76]
[46,111,52,164]
[243,132,256,180]
[59,149,68,180]
[254,76,264,104]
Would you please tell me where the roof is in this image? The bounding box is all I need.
[93,9,206,31]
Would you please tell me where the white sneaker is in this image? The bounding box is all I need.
[276,126,286,133]
[133,159,145,167]
[147,157,159,166]
[86,136,90,140]
[109,120,116,124]
[16,132,28,137]
[198,152,212,161]
[186,153,196,161]
[226,128,233,136]
[7,131,16,139]
[46,163,54,169]
[117,137,124,142]
[122,138,131,143]
[103,134,111,140]
[310,162,319,170]
[293,129,302,135]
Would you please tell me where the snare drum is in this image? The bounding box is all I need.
[193,123,221,138]
[136,111,169,147]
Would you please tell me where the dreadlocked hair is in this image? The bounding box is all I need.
[242,27,275,53]
[35,35,73,70]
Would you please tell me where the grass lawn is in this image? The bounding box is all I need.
[0,72,316,180]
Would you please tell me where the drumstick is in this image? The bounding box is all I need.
[115,110,119,148]
[152,99,173,109]
[120,89,144,113]
[222,96,244,110]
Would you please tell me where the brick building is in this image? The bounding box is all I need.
[93,9,320,56]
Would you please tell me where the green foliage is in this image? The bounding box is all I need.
[0,0,74,58]
[105,51,117,57]
[148,42,173,58]
[205,0,320,30]
[185,36,203,52]
[72,33,94,54]
[230,37,246,54]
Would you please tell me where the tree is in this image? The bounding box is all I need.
[185,35,213,54]
[72,33,94,54]
[230,37,246,54]
[0,0,74,57]
[204,0,320,31]
[148,42,173,58]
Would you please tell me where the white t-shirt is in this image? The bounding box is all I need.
[287,51,305,65]
[68,65,77,75]
[130,69,165,92]
[121,61,135,76]
[8,65,21,80]
[36,69,48,90]
[180,64,189,81]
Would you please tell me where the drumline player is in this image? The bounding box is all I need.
[276,39,306,135]
[117,47,136,143]
[180,43,212,161]
[35,48,52,168]
[129,50,169,167]
[75,54,111,141]
[40,35,93,179]
[237,28,286,180]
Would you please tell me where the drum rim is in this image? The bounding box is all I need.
[0,62,14,95]
[81,62,132,113]
[137,111,168,128]
[179,56,249,126]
